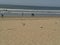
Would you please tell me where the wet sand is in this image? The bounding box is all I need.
[0,16,60,45]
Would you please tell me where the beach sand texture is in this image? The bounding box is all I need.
[0,17,60,45]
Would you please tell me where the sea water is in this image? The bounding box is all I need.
[0,4,60,16]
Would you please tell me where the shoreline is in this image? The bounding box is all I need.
[0,16,60,20]
[0,16,60,17]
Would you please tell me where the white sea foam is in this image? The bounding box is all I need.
[0,8,60,16]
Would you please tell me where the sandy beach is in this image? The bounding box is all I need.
[0,16,60,45]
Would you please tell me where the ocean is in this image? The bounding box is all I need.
[0,4,60,16]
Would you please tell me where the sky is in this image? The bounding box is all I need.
[0,0,60,6]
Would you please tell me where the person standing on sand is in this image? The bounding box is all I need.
[1,9,8,18]
[1,14,4,18]
[32,13,34,16]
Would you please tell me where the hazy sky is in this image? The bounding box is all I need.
[0,0,60,6]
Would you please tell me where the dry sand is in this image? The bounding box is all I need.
[0,17,60,45]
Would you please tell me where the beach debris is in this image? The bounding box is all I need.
[55,22,58,24]
[53,29,56,31]
[8,29,12,30]
[40,26,43,28]
[22,23,26,26]
[7,28,16,31]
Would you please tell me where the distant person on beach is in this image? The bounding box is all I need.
[5,9,8,11]
[32,13,34,16]
[1,14,4,18]
[22,13,23,16]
